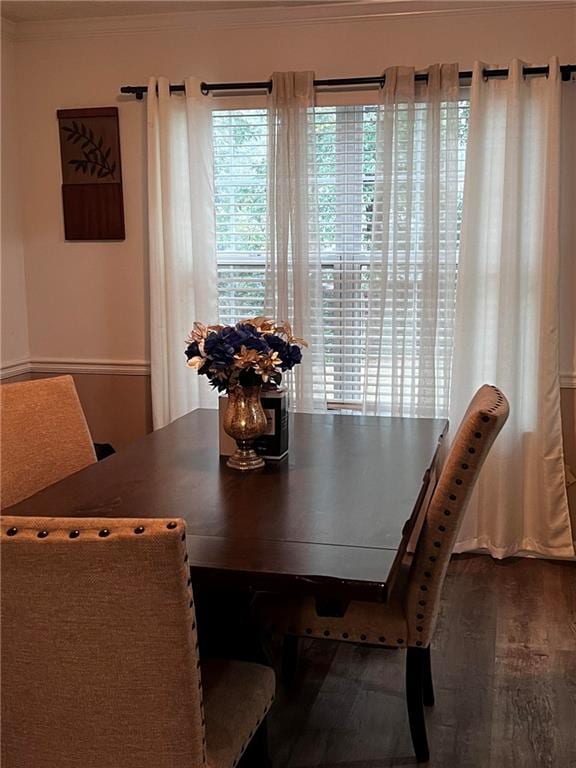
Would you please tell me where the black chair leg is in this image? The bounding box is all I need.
[422,646,435,707]
[406,647,430,763]
[281,634,299,686]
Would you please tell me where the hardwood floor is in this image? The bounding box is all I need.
[266,555,576,767]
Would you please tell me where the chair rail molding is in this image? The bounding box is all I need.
[7,1,574,43]
[0,359,32,380]
[1,358,574,386]
[0,358,150,380]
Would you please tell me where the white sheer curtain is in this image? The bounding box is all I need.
[265,72,327,412]
[363,64,461,417]
[451,59,574,558]
[147,76,218,428]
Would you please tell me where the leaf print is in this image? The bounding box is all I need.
[63,121,117,180]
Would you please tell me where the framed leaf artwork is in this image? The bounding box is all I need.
[57,107,125,240]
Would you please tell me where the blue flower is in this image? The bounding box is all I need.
[204,333,236,369]
[265,334,302,370]
[242,335,270,354]
[286,344,302,369]
[185,340,200,360]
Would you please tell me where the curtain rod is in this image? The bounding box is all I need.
[121,64,576,100]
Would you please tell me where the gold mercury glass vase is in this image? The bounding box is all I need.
[223,385,267,471]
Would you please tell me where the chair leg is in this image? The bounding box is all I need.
[406,647,430,764]
[281,634,299,686]
[422,646,435,707]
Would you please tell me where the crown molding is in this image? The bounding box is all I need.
[9,1,576,43]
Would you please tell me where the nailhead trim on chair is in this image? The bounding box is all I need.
[410,385,506,648]
[2,517,210,762]
[176,522,209,767]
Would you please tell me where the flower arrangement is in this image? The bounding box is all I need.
[185,317,307,393]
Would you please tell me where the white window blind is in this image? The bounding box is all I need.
[213,104,468,408]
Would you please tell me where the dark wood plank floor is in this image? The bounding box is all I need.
[267,555,576,768]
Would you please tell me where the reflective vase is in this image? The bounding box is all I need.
[223,385,267,471]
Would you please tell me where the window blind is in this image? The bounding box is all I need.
[213,104,468,408]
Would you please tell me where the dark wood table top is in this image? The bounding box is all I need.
[6,410,447,601]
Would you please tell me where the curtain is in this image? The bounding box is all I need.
[147,76,218,428]
[451,59,574,558]
[265,72,327,412]
[363,64,461,417]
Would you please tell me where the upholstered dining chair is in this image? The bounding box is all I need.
[254,384,509,764]
[0,375,97,509]
[1,516,275,768]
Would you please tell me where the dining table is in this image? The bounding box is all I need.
[6,409,447,605]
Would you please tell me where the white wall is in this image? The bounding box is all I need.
[7,2,575,370]
[1,23,30,369]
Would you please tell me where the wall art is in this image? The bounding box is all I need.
[57,107,125,240]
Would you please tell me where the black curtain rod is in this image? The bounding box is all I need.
[121,64,576,100]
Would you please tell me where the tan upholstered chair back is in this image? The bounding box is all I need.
[1,516,206,768]
[0,375,96,509]
[404,385,509,647]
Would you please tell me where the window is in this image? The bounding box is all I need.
[213,103,468,408]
